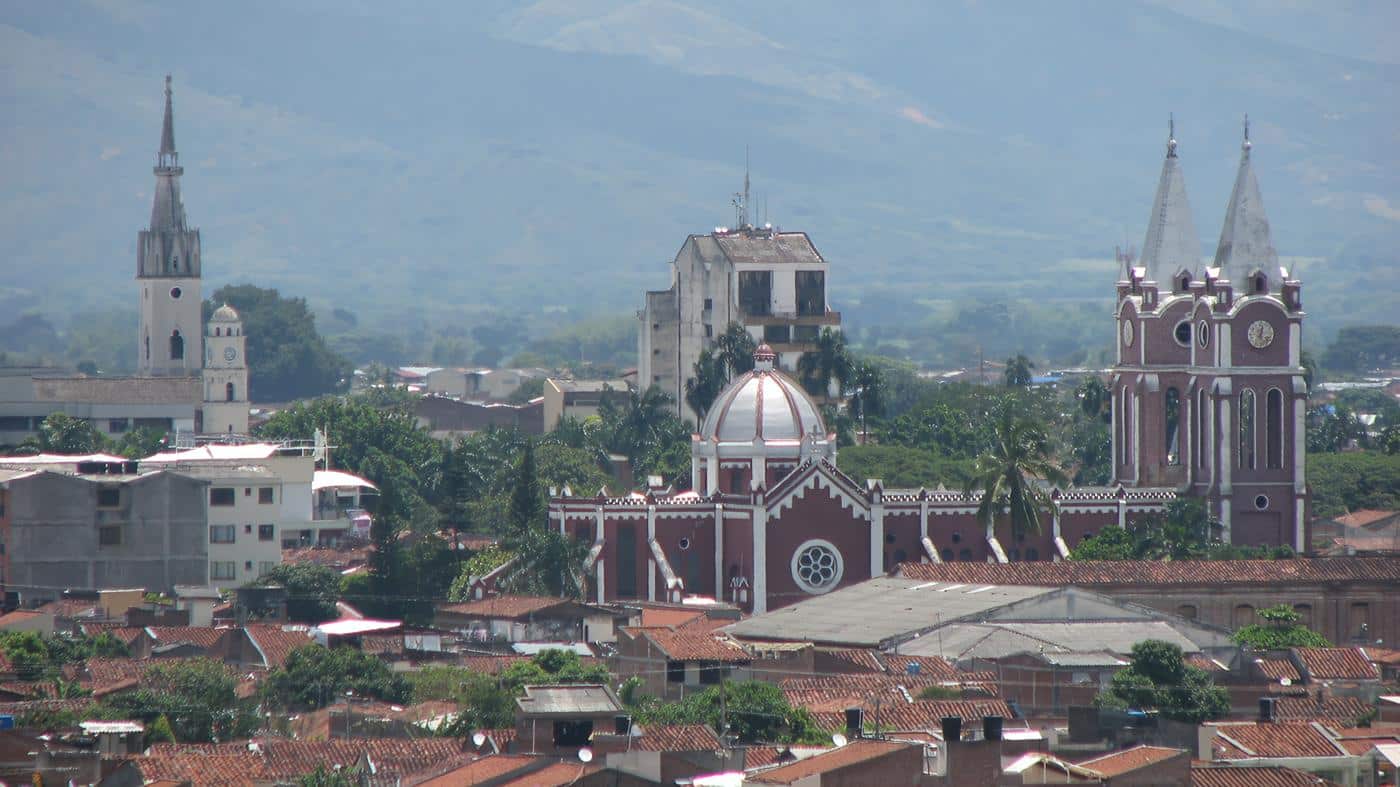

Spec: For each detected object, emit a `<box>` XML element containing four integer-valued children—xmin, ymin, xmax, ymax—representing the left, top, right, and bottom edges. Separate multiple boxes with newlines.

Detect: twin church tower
<box><xmin>135</xmin><ymin>77</ymin><xmax>248</xmax><ymax>434</ymax></box>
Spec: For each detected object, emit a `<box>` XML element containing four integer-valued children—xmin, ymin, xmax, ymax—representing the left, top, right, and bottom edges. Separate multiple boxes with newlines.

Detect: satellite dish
<box><xmin>472</xmin><ymin>732</ymin><xmax>487</xmax><ymax>747</ymax></box>
<box><xmin>831</xmin><ymin>734</ymin><xmax>848</xmax><ymax>748</ymax></box>
<box><xmin>578</xmin><ymin>747</ymin><xmax>594</xmax><ymax>763</ymax></box>
<box><xmin>1280</xmin><ymin>678</ymin><xmax>1292</xmax><ymax>686</ymax></box>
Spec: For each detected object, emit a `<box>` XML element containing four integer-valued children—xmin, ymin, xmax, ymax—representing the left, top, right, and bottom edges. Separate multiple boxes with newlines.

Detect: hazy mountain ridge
<box><xmin>1</xmin><ymin>0</ymin><xmax>1395</xmax><ymax>345</ymax></box>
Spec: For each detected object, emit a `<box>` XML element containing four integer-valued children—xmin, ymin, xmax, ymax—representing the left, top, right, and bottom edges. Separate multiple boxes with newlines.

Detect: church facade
<box><xmin>550</xmin><ymin>122</ymin><xmax>1308</xmax><ymax>614</ymax></box>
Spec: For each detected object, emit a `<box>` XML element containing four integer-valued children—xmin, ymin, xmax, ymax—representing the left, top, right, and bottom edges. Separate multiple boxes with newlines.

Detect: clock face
<box><xmin>1121</xmin><ymin>320</ymin><xmax>1134</xmax><ymax>347</ymax></box>
<box><xmin>1247</xmin><ymin>320</ymin><xmax>1275</xmax><ymax>349</ymax></box>
<box><xmin>223</xmin><ymin>346</ymin><xmax>237</xmax><ymax>362</ymax></box>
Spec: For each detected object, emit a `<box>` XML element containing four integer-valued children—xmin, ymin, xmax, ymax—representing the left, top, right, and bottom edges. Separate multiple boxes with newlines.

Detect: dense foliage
<box><xmin>1095</xmin><ymin>641</ymin><xmax>1229</xmax><ymax>724</ymax></box>
<box><xmin>204</xmin><ymin>285</ymin><xmax>351</xmax><ymax>401</ymax></box>
<box><xmin>1307</xmin><ymin>452</ymin><xmax>1400</xmax><ymax>518</ymax></box>
<box><xmin>416</xmin><ymin>650</ymin><xmax>611</xmax><ymax>734</ymax></box>
<box><xmin>1069</xmin><ymin>500</ymin><xmax>1293</xmax><ymax>561</ymax></box>
<box><xmin>257</xmin><ymin>563</ymin><xmax>343</xmax><ymax>623</ymax></box>
<box><xmin>0</xmin><ymin>630</ymin><xmax>129</xmax><ymax>682</ymax></box>
<box><xmin>626</xmin><ymin>679</ymin><xmax>824</xmax><ymax>745</ymax></box>
<box><xmin>262</xmin><ymin>645</ymin><xmax>412</xmax><ymax>711</ymax></box>
<box><xmin>1232</xmin><ymin>605</ymin><xmax>1331</xmax><ymax>650</ymax></box>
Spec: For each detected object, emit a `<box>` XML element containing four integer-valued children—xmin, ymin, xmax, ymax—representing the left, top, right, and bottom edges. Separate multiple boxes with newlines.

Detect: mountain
<box><xmin>1</xmin><ymin>0</ymin><xmax>1396</xmax><ymax>347</ymax></box>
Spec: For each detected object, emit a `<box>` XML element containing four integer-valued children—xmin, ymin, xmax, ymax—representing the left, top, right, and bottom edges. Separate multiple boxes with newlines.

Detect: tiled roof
<box><xmin>1272</xmin><ymin>695</ymin><xmax>1373</xmax><ymax>723</ymax></box>
<box><xmin>1255</xmin><ymin>658</ymin><xmax>1301</xmax><ymax>682</ymax></box>
<box><xmin>144</xmin><ymin>738</ymin><xmax>468</xmax><ymax>782</ymax></box>
<box><xmin>810</xmin><ymin>699</ymin><xmax>1014</xmax><ymax>734</ymax></box>
<box><xmin>132</xmin><ymin>752</ymin><xmax>269</xmax><ymax>787</ymax></box>
<box><xmin>881</xmin><ymin>654</ymin><xmax>960</xmax><ymax>680</ymax></box>
<box><xmin>146</xmin><ymin>626</ymin><xmax>234</xmax><ymax>651</ymax></box>
<box><xmin>493</xmin><ymin>761</ymin><xmax>602</xmax><ymax>785</ymax></box>
<box><xmin>1336</xmin><ymin>736</ymin><xmax>1400</xmax><ymax>755</ymax></box>
<box><xmin>406</xmin><ymin>754</ymin><xmax>537</xmax><ymax>786</ymax></box>
<box><xmin>0</xmin><ymin>681</ymin><xmax>54</xmax><ymax>699</ymax></box>
<box><xmin>458</xmin><ymin>654</ymin><xmax>533</xmax><ymax>674</ymax></box>
<box><xmin>436</xmin><ymin>595</ymin><xmax>573</xmax><ymax>619</ymax></box>
<box><xmin>897</xmin><ymin>556</ymin><xmax>1400</xmax><ymax>586</ymax></box>
<box><xmin>80</xmin><ymin>624</ymin><xmax>149</xmax><ymax>647</ymax></box>
<box><xmin>638</xmin><ymin>607</ymin><xmax>706</xmax><ymax>628</ymax></box>
<box><xmin>246</xmin><ymin>624</ymin><xmax>314</xmax><ymax>669</ymax></box>
<box><xmin>1078</xmin><ymin>745</ymin><xmax>1184</xmax><ymax>777</ymax></box>
<box><xmin>1191</xmin><ymin>765</ymin><xmax>1342</xmax><ymax>787</ymax></box>
<box><xmin>636</xmin><ymin>626</ymin><xmax>750</xmax><ymax>663</ymax></box>
<box><xmin>1333</xmin><ymin>509</ymin><xmax>1397</xmax><ymax>528</ymax></box>
<box><xmin>748</xmin><ymin>740</ymin><xmax>912</xmax><ymax>784</ymax></box>
<box><xmin>1208</xmin><ymin>722</ymin><xmax>1345</xmax><ymax>759</ymax></box>
<box><xmin>631</xmin><ymin>723</ymin><xmax>722</xmax><ymax>751</ymax></box>
<box><xmin>819</xmin><ymin>648</ymin><xmax>885</xmax><ymax>673</ymax></box>
<box><xmin>1293</xmin><ymin>647</ymin><xmax>1381</xmax><ymax>680</ymax></box>
<box><xmin>741</xmin><ymin>746</ymin><xmax>788</xmax><ymax>769</ymax></box>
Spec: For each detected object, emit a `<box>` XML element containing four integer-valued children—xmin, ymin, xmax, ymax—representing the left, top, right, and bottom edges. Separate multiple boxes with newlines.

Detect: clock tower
<box><xmin>202</xmin><ymin>304</ymin><xmax>249</xmax><ymax>434</ymax></box>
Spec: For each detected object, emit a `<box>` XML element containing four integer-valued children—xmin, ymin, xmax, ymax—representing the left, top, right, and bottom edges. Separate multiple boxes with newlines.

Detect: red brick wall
<box><xmin>767</xmin><ymin>485</ymin><xmax>872</xmax><ymax>610</ymax></box>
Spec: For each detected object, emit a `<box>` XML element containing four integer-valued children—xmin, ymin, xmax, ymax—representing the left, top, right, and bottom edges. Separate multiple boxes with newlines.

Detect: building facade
<box><xmin>1113</xmin><ymin>121</ymin><xmax>1308</xmax><ymax>547</ymax></box>
<box><xmin>202</xmin><ymin>304</ymin><xmax>250</xmax><ymax>434</ymax></box>
<box><xmin>638</xmin><ymin>225</ymin><xmax>841</xmax><ymax>422</ymax></box>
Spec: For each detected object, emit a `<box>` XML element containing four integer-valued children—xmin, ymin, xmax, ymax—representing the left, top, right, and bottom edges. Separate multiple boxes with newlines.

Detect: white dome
<box><xmin>210</xmin><ymin>303</ymin><xmax>241</xmax><ymax>322</ymax></box>
<box><xmin>699</xmin><ymin>345</ymin><xmax>826</xmax><ymax>444</ymax></box>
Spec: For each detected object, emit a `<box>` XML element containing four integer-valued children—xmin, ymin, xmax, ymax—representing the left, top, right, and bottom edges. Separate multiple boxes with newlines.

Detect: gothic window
<box><xmin>1165</xmin><ymin>388</ymin><xmax>1181</xmax><ymax>466</ymax></box>
<box><xmin>1238</xmin><ymin>389</ymin><xmax>1256</xmax><ymax>469</ymax></box>
<box><xmin>1266</xmin><ymin>388</ymin><xmax>1283</xmax><ymax>469</ymax></box>
<box><xmin>791</xmin><ymin>540</ymin><xmax>842</xmax><ymax>594</ymax></box>
<box><xmin>226</xmin><ymin>382</ymin><xmax>235</xmax><ymax>402</ymax></box>
<box><xmin>169</xmin><ymin>330</ymin><xmax>184</xmax><ymax>361</ymax></box>
<box><xmin>1197</xmin><ymin>389</ymin><xmax>1208</xmax><ymax>469</ymax></box>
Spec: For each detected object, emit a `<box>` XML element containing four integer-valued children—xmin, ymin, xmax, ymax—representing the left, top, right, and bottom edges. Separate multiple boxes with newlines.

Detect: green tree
<box><xmin>508</xmin><ymin>442</ymin><xmax>544</xmax><ymax>535</ymax></box>
<box><xmin>298</xmin><ymin>765</ymin><xmax>362</xmax><ymax>787</ymax></box>
<box><xmin>1077</xmin><ymin>377</ymin><xmax>1111</xmax><ymax>422</ymax></box>
<box><xmin>259</xmin><ymin>563</ymin><xmax>342</xmax><ymax>623</ymax></box>
<box><xmin>120</xmin><ymin>658</ymin><xmax>258</xmax><ymax>742</ymax></box>
<box><xmin>1095</xmin><ymin>640</ymin><xmax>1228</xmax><ymax>723</ymax></box>
<box><xmin>628</xmin><ymin>680</ymin><xmax>823</xmax><ymax>745</ymax></box>
<box><xmin>715</xmin><ymin>322</ymin><xmax>757</xmax><ymax>378</ymax></box>
<box><xmin>685</xmin><ymin>348</ymin><xmax>727</xmax><ymax>421</ymax></box>
<box><xmin>20</xmin><ymin>413</ymin><xmax>106</xmax><ymax>455</ymax></box>
<box><xmin>146</xmin><ymin>714</ymin><xmax>176</xmax><ymax>745</ymax></box>
<box><xmin>964</xmin><ymin>405</ymin><xmax>1067</xmax><ymax>538</ymax></box>
<box><xmin>114</xmin><ymin>427</ymin><xmax>168</xmax><ymax>459</ymax></box>
<box><xmin>1003</xmin><ymin>354</ymin><xmax>1035</xmax><ymax>388</ymax></box>
<box><xmin>847</xmin><ymin>359</ymin><xmax>884</xmax><ymax>424</ymax></box>
<box><xmin>797</xmin><ymin>328</ymin><xmax>851</xmax><ymax>398</ymax></box>
<box><xmin>1307</xmin><ymin>452</ymin><xmax>1400</xmax><ymax>518</ymax></box>
<box><xmin>1324</xmin><ymin>325</ymin><xmax>1400</xmax><ymax>375</ymax></box>
<box><xmin>263</xmin><ymin>645</ymin><xmax>411</xmax><ymax>711</ymax></box>
<box><xmin>506</xmin><ymin>377</ymin><xmax>546</xmax><ymax>404</ymax></box>
<box><xmin>1070</xmin><ymin>500</ymin><xmax>1221</xmax><ymax>561</ymax></box>
<box><xmin>204</xmin><ymin>285</ymin><xmax>351</xmax><ymax>401</ymax></box>
<box><xmin>1232</xmin><ymin>605</ymin><xmax>1331</xmax><ymax>650</ymax></box>
<box><xmin>836</xmin><ymin>444</ymin><xmax>975</xmax><ymax>489</ymax></box>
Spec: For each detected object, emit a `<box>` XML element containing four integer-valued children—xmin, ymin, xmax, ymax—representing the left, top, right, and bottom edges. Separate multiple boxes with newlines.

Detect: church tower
<box><xmin>202</xmin><ymin>304</ymin><xmax>249</xmax><ymax>434</ymax></box>
<box><xmin>1114</xmin><ymin>119</ymin><xmax>1308</xmax><ymax>550</ymax></box>
<box><xmin>137</xmin><ymin>75</ymin><xmax>202</xmax><ymax>377</ymax></box>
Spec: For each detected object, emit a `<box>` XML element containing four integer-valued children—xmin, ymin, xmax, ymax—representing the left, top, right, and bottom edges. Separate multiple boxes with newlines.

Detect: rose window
<box><xmin>791</xmin><ymin>539</ymin><xmax>843</xmax><ymax>594</ymax></box>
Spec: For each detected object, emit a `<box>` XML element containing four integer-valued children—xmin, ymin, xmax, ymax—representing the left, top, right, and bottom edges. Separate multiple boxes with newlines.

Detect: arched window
<box><xmin>1238</xmin><ymin>389</ymin><xmax>1256</xmax><ymax>469</ymax></box>
<box><xmin>1197</xmin><ymin>389</ymin><xmax>1209</xmax><ymax>469</ymax></box>
<box><xmin>226</xmin><ymin>382</ymin><xmax>235</xmax><ymax>402</ymax></box>
<box><xmin>1266</xmin><ymin>388</ymin><xmax>1283</xmax><ymax>469</ymax></box>
<box><xmin>215</xmin><ymin>327</ymin><xmax>221</xmax><ymax>337</ymax></box>
<box><xmin>1233</xmin><ymin>604</ymin><xmax>1255</xmax><ymax>628</ymax></box>
<box><xmin>169</xmin><ymin>330</ymin><xmax>184</xmax><ymax>361</ymax></box>
<box><xmin>1120</xmin><ymin>388</ymin><xmax>1132</xmax><ymax>465</ymax></box>
<box><xmin>1165</xmin><ymin>388</ymin><xmax>1181</xmax><ymax>466</ymax></box>
<box><xmin>1253</xmin><ymin>273</ymin><xmax>1267</xmax><ymax>293</ymax></box>
<box><xmin>1179</xmin><ymin>272</ymin><xmax>1192</xmax><ymax>292</ymax></box>
<box><xmin>1177</xmin><ymin>604</ymin><xmax>1197</xmax><ymax>620</ymax></box>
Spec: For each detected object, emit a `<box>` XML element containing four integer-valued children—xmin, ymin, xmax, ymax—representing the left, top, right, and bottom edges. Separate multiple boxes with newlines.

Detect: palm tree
<box><xmin>964</xmin><ymin>405</ymin><xmax>1068</xmax><ymax>540</ymax></box>
<box><xmin>685</xmin><ymin>349</ymin><xmax>727</xmax><ymax>421</ymax></box>
<box><xmin>1003</xmin><ymin>354</ymin><xmax>1035</xmax><ymax>388</ymax></box>
<box><xmin>798</xmin><ymin>328</ymin><xmax>852</xmax><ymax>398</ymax></box>
<box><xmin>715</xmin><ymin>323</ymin><xmax>757</xmax><ymax>378</ymax></box>
<box><xmin>847</xmin><ymin>360</ymin><xmax>883</xmax><ymax>442</ymax></box>
<box><xmin>1077</xmin><ymin>377</ymin><xmax>1111</xmax><ymax>422</ymax></box>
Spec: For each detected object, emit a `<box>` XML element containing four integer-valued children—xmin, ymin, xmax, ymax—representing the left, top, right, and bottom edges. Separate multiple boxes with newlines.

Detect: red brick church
<box><xmin>549</xmin><ymin>122</ymin><xmax>1307</xmax><ymax>613</ymax></box>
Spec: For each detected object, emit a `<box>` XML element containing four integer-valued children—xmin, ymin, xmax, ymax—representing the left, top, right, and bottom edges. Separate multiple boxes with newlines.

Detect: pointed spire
<box><xmin>1213</xmin><ymin>114</ymin><xmax>1277</xmax><ymax>289</ymax></box>
<box><xmin>149</xmin><ymin>74</ymin><xmax>186</xmax><ymax>232</ymax></box>
<box><xmin>158</xmin><ymin>74</ymin><xmax>178</xmax><ymax>166</ymax></box>
<box><xmin>1138</xmin><ymin>116</ymin><xmax>1200</xmax><ymax>284</ymax></box>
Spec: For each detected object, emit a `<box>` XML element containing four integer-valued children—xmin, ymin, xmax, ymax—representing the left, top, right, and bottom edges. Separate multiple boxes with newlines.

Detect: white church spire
<box><xmin>1213</xmin><ymin>115</ymin><xmax>1278</xmax><ymax>291</ymax></box>
<box><xmin>1137</xmin><ymin>116</ymin><xmax>1201</xmax><ymax>285</ymax></box>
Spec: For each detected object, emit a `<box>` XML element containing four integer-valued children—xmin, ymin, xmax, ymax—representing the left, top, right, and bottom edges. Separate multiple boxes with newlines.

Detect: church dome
<box><xmin>210</xmin><ymin>303</ymin><xmax>241</xmax><ymax>322</ymax></box>
<box><xmin>700</xmin><ymin>345</ymin><xmax>826</xmax><ymax>444</ymax></box>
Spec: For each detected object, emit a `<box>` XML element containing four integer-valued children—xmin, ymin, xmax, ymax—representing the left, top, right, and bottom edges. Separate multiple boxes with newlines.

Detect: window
<box><xmin>1266</xmin><ymin>388</ymin><xmax>1283</xmax><ymax>469</ymax></box>
<box><xmin>244</xmin><ymin>561</ymin><xmax>253</xmax><ymax>571</ymax></box>
<box><xmin>210</xmin><ymin>525</ymin><xmax>236</xmax><ymax>544</ymax></box>
<box><xmin>793</xmin><ymin>325</ymin><xmax>819</xmax><ymax>342</ymax></box>
<box><xmin>1239</xmin><ymin>389</ymin><xmax>1256</xmax><ymax>469</ymax></box>
<box><xmin>940</xmin><ymin>548</ymin><xmax>954</xmax><ymax>562</ymax></box>
<box><xmin>169</xmin><ymin>330</ymin><xmax>184</xmax><ymax>360</ymax></box>
<box><xmin>704</xmin><ymin>324</ymin><xmax>713</xmax><ymax>338</ymax></box>
<box><xmin>259</xmin><ymin>561</ymin><xmax>278</xmax><ymax>576</ymax></box>
<box><xmin>1177</xmin><ymin>604</ymin><xmax>1198</xmax><ymax>620</ymax></box>
<box><xmin>96</xmin><ymin>487</ymin><xmax>121</xmax><ymax>508</ymax></box>
<box><xmin>210</xmin><ymin>562</ymin><xmax>236</xmax><ymax>581</ymax></box>
<box><xmin>763</xmin><ymin>324</ymin><xmax>790</xmax><ymax>344</ymax></box>
<box><xmin>1197</xmin><ymin>389</ymin><xmax>1209</xmax><ymax>469</ymax></box>
<box><xmin>258</xmin><ymin>487</ymin><xmax>275</xmax><ymax>504</ymax></box>
<box><xmin>1179</xmin><ymin>273</ymin><xmax>1192</xmax><ymax>291</ymax></box>
<box><xmin>210</xmin><ymin>488</ymin><xmax>235</xmax><ymax>506</ymax></box>
<box><xmin>258</xmin><ymin>524</ymin><xmax>275</xmax><ymax>542</ymax></box>
<box><xmin>1349</xmin><ymin>603</ymin><xmax>1370</xmax><ymax>639</ymax></box>
<box><xmin>958</xmin><ymin>548</ymin><xmax>972</xmax><ymax>561</ymax></box>
<box><xmin>699</xmin><ymin>663</ymin><xmax>723</xmax><ymax>685</ymax></box>
<box><xmin>1253</xmin><ymin>273</ymin><xmax>1267</xmax><ymax>293</ymax></box>
<box><xmin>0</xmin><ymin>416</ymin><xmax>30</xmax><ymax>431</ymax></box>
<box><xmin>170</xmin><ymin>286</ymin><xmax>182</xmax><ymax>299</ymax></box>
<box><xmin>795</xmin><ymin>270</ymin><xmax>825</xmax><ymax>316</ymax></box>
<box><xmin>1025</xmin><ymin>548</ymin><xmax>1039</xmax><ymax>561</ymax></box>
<box><xmin>792</xmin><ymin>540</ymin><xmax>843</xmax><ymax>594</ymax></box>
<box><xmin>226</xmin><ymin>382</ymin><xmax>235</xmax><ymax>402</ymax></box>
<box><xmin>99</xmin><ymin>526</ymin><xmax>122</xmax><ymax>546</ymax></box>
<box><xmin>1233</xmin><ymin>604</ymin><xmax>1255</xmax><ymax>628</ymax></box>
<box><xmin>1173</xmin><ymin>321</ymin><xmax>1191</xmax><ymax>346</ymax></box>
<box><xmin>666</xmin><ymin>661</ymin><xmax>685</xmax><ymax>683</ymax></box>
<box><xmin>615</xmin><ymin>525</ymin><xmax>637</xmax><ymax>598</ymax></box>
<box><xmin>1165</xmin><ymin>388</ymin><xmax>1181</xmax><ymax>466</ymax></box>
<box><xmin>108</xmin><ymin>418</ymin><xmax>130</xmax><ymax>434</ymax></box>
<box><xmin>703</xmin><ymin>298</ymin><xmax>713</xmax><ymax>311</ymax></box>
<box><xmin>738</xmin><ymin>271</ymin><xmax>772</xmax><ymax>316</ymax></box>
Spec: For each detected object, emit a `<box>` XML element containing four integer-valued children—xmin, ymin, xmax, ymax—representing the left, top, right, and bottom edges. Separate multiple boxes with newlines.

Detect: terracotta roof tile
<box><xmin>897</xmin><ymin>556</ymin><xmax>1400</xmax><ymax>586</ymax></box>
<box><xmin>406</xmin><ymin>754</ymin><xmax>537</xmax><ymax>786</ymax></box>
<box><xmin>144</xmin><ymin>738</ymin><xmax>469</xmax><ymax>782</ymax></box>
<box><xmin>1333</xmin><ymin>509</ymin><xmax>1397</xmax><ymax>528</ymax></box>
<box><xmin>741</xmin><ymin>746</ymin><xmax>787</xmax><ymax>769</ymax></box>
<box><xmin>245</xmin><ymin>624</ymin><xmax>314</xmax><ymax>669</ymax></box>
<box><xmin>631</xmin><ymin>723</ymin><xmax>722</xmax><ymax>752</ymax></box>
<box><xmin>1078</xmin><ymin>745</ymin><xmax>1185</xmax><ymax>776</ymax></box>
<box><xmin>131</xmin><ymin>752</ymin><xmax>270</xmax><ymax>787</ymax></box>
<box><xmin>437</xmin><ymin>595</ymin><xmax>573</xmax><ymax>619</ymax></box>
<box><xmin>881</xmin><ymin>654</ymin><xmax>960</xmax><ymax>680</ymax></box>
<box><xmin>818</xmin><ymin>648</ymin><xmax>885</xmax><ymax>673</ymax></box>
<box><xmin>492</xmin><ymin>761</ymin><xmax>602</xmax><ymax>786</ymax></box>
<box><xmin>458</xmin><ymin>654</ymin><xmax>533</xmax><ymax>674</ymax></box>
<box><xmin>1271</xmin><ymin>695</ymin><xmax>1373</xmax><ymax>723</ymax></box>
<box><xmin>1191</xmin><ymin>765</ymin><xmax>1342</xmax><ymax>786</ymax></box>
<box><xmin>80</xmin><ymin>625</ymin><xmax>149</xmax><ymax>647</ymax></box>
<box><xmin>1336</xmin><ymin>735</ymin><xmax>1400</xmax><ymax>755</ymax></box>
<box><xmin>638</xmin><ymin>607</ymin><xmax>707</xmax><ymax>628</ymax></box>
<box><xmin>1255</xmin><ymin>658</ymin><xmax>1302</xmax><ymax>682</ymax></box>
<box><xmin>1186</xmin><ymin>654</ymin><xmax>1229</xmax><ymax>673</ymax></box>
<box><xmin>1208</xmin><ymin>722</ymin><xmax>1345</xmax><ymax>759</ymax></box>
<box><xmin>1293</xmin><ymin>647</ymin><xmax>1380</xmax><ymax>680</ymax></box>
<box><xmin>145</xmin><ymin>626</ymin><xmax>234</xmax><ymax>651</ymax></box>
<box><xmin>642</xmin><ymin>626</ymin><xmax>750</xmax><ymax>663</ymax></box>
<box><xmin>748</xmin><ymin>740</ymin><xmax>914</xmax><ymax>784</ymax></box>
<box><xmin>810</xmin><ymin>699</ymin><xmax>1014</xmax><ymax>734</ymax></box>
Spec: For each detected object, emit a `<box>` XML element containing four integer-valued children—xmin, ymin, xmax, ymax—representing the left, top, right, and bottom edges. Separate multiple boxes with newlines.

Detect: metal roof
<box><xmin>723</xmin><ymin>578</ymin><xmax>1056</xmax><ymax>648</ymax></box>
<box><xmin>1212</xmin><ymin>136</ymin><xmax>1278</xmax><ymax>289</ymax></box>
<box><xmin>515</xmin><ymin>684</ymin><xmax>622</xmax><ymax>716</ymax></box>
<box><xmin>1138</xmin><ymin>129</ymin><xmax>1200</xmax><ymax>284</ymax></box>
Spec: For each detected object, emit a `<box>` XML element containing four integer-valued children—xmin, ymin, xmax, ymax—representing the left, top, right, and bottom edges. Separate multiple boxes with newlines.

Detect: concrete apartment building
<box><xmin>171</xmin><ymin>464</ymin><xmax>284</xmax><ymax>588</ymax></box>
<box><xmin>638</xmin><ymin>223</ymin><xmax>841</xmax><ymax>422</ymax></box>
<box><xmin>0</xmin><ymin>467</ymin><xmax>209</xmax><ymax>603</ymax></box>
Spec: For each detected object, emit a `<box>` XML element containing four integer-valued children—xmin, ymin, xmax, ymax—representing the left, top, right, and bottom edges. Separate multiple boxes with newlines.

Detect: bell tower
<box><xmin>137</xmin><ymin>75</ymin><xmax>203</xmax><ymax>376</ymax></box>
<box><xmin>202</xmin><ymin>304</ymin><xmax>249</xmax><ymax>434</ymax></box>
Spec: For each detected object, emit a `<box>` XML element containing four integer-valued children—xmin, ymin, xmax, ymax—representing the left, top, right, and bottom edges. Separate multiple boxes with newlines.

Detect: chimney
<box><xmin>982</xmin><ymin>716</ymin><xmax>1003</xmax><ymax>742</ymax></box>
<box><xmin>941</xmin><ymin>716</ymin><xmax>962</xmax><ymax>744</ymax></box>
<box><xmin>1258</xmin><ymin>697</ymin><xmax>1275</xmax><ymax>723</ymax></box>
<box><xmin>844</xmin><ymin>708</ymin><xmax>864</xmax><ymax>738</ymax></box>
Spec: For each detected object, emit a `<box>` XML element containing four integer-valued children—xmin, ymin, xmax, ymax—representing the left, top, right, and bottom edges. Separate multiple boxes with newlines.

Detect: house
<box><xmin>513</xmin><ymin>684</ymin><xmax>626</xmax><ymax>756</ymax></box>
<box><xmin>432</xmin><ymin>595</ymin><xmax>624</xmax><ymax>644</ymax></box>
<box><xmin>1198</xmin><ymin>721</ymin><xmax>1362</xmax><ymax>786</ymax></box>
<box><xmin>746</xmin><ymin>739</ymin><xmax>923</xmax><ymax>786</ymax></box>
<box><xmin>615</xmin><ymin>622</ymin><xmax>752</xmax><ymax>699</ymax></box>
<box><xmin>542</xmin><ymin>378</ymin><xmax>631</xmax><ymax>432</ymax></box>
<box><xmin>590</xmin><ymin>722</ymin><xmax>727</xmax><ymax>784</ymax></box>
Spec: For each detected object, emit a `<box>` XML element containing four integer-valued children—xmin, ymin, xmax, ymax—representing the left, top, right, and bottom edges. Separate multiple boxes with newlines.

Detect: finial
<box><xmin>1166</xmin><ymin>113</ymin><xmax>1177</xmax><ymax>158</ymax></box>
<box><xmin>165</xmin><ymin>73</ymin><xmax>172</xmax><ymax>97</ymax></box>
<box><xmin>1242</xmin><ymin>113</ymin><xmax>1251</xmax><ymax>153</ymax></box>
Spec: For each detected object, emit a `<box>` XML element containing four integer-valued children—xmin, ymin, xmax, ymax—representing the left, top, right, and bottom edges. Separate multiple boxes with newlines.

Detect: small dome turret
<box><xmin>210</xmin><ymin>303</ymin><xmax>240</xmax><ymax>322</ymax></box>
<box><xmin>700</xmin><ymin>345</ymin><xmax>826</xmax><ymax>444</ymax></box>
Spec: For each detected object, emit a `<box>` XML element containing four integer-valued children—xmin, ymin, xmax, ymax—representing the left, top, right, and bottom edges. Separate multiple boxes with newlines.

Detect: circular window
<box><xmin>170</xmin><ymin>286</ymin><xmax>182</xmax><ymax>299</ymax></box>
<box><xmin>791</xmin><ymin>539</ymin><xmax>843</xmax><ymax>594</ymax></box>
<box><xmin>1174</xmin><ymin>320</ymin><xmax>1192</xmax><ymax>347</ymax></box>
<box><xmin>1197</xmin><ymin>320</ymin><xmax>1210</xmax><ymax>348</ymax></box>
<box><xmin>678</xmin><ymin>537</ymin><xmax>691</xmax><ymax>551</ymax></box>
<box><xmin>1254</xmin><ymin>495</ymin><xmax>1269</xmax><ymax>511</ymax></box>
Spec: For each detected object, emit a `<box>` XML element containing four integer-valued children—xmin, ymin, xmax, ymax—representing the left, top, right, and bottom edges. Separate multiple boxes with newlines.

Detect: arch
<box><xmin>1178</xmin><ymin>272</ymin><xmax>1192</xmax><ymax>292</ymax></box>
<box><xmin>169</xmin><ymin>330</ymin><xmax>184</xmax><ymax>361</ymax></box>
<box><xmin>1266</xmin><ymin>388</ymin><xmax>1284</xmax><ymax>469</ymax></box>
<box><xmin>1252</xmin><ymin>271</ymin><xmax>1267</xmax><ymax>294</ymax></box>
<box><xmin>214</xmin><ymin>327</ymin><xmax>222</xmax><ymax>337</ymax></box>
<box><xmin>226</xmin><ymin>382</ymin><xmax>236</xmax><ymax>402</ymax></box>
<box><xmin>1165</xmin><ymin>388</ymin><xmax>1181</xmax><ymax>466</ymax></box>
<box><xmin>1239</xmin><ymin>389</ymin><xmax>1256</xmax><ymax>469</ymax></box>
